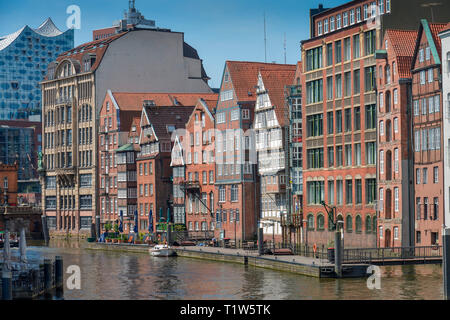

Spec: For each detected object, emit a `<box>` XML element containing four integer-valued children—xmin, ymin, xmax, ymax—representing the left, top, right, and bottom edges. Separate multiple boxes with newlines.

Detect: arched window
<box><xmin>365</xmin><ymin>215</ymin><xmax>372</xmax><ymax>233</ymax></box>
<box><xmin>372</xmin><ymin>216</ymin><xmax>377</xmax><ymax>233</ymax></box>
<box><xmin>307</xmin><ymin>214</ymin><xmax>315</xmax><ymax>230</ymax></box>
<box><xmin>317</xmin><ymin>214</ymin><xmax>325</xmax><ymax>230</ymax></box>
<box><xmin>355</xmin><ymin>215</ymin><xmax>362</xmax><ymax>233</ymax></box>
<box><xmin>385</xmin><ymin>91</ymin><xmax>391</xmax><ymax>112</ymax></box>
<box><xmin>3</xmin><ymin>177</ymin><xmax>8</xmax><ymax>189</ymax></box>
<box><xmin>346</xmin><ymin>215</ymin><xmax>353</xmax><ymax>232</ymax></box>
<box><xmin>385</xmin><ymin>189</ymin><xmax>392</xmax><ymax>219</ymax></box>
<box><xmin>386</xmin><ymin>150</ymin><xmax>392</xmax><ymax>181</ymax></box>
<box><xmin>386</xmin><ymin>119</ymin><xmax>391</xmax><ymax>142</ymax></box>
<box><xmin>385</xmin><ymin>65</ymin><xmax>391</xmax><ymax>84</ymax></box>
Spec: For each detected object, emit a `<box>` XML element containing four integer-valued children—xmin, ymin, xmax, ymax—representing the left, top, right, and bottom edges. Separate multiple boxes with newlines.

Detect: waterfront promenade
<box><xmin>86</xmin><ymin>243</ymin><xmax>369</xmax><ymax>278</ymax></box>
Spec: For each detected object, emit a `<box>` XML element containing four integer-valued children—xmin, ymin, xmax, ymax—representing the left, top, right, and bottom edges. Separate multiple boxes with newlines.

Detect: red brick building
<box><xmin>375</xmin><ymin>29</ymin><xmax>417</xmax><ymax>247</ymax></box>
<box><xmin>215</xmin><ymin>61</ymin><xmax>294</xmax><ymax>242</ymax></box>
<box><xmin>411</xmin><ymin>21</ymin><xmax>447</xmax><ymax>246</ymax></box>
<box><xmin>0</xmin><ymin>162</ymin><xmax>18</xmax><ymax>206</ymax></box>
<box><xmin>183</xmin><ymin>98</ymin><xmax>218</xmax><ymax>238</ymax></box>
<box><xmin>135</xmin><ymin>93</ymin><xmax>217</xmax><ymax>236</ymax></box>
<box><xmin>98</xmin><ymin>91</ymin><xmax>142</xmax><ymax>232</ymax></box>
<box><xmin>301</xmin><ymin>1</ymin><xmax>382</xmax><ymax>248</ymax></box>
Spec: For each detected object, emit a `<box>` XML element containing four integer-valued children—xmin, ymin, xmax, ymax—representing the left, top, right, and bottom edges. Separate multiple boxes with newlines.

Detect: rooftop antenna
<box><xmin>264</xmin><ymin>12</ymin><xmax>267</xmax><ymax>63</ymax></box>
<box><xmin>284</xmin><ymin>32</ymin><xmax>287</xmax><ymax>64</ymax></box>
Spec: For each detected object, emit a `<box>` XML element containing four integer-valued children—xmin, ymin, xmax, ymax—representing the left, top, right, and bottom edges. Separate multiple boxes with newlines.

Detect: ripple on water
<box><xmin>16</xmin><ymin>241</ymin><xmax>445</xmax><ymax>300</ymax></box>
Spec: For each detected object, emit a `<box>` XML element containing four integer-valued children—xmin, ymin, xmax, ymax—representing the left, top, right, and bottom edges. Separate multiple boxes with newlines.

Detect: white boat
<box><xmin>149</xmin><ymin>244</ymin><xmax>177</xmax><ymax>257</ymax></box>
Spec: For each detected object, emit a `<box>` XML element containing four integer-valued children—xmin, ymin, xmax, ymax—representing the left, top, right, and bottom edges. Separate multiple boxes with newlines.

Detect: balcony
<box><xmin>288</xmin><ymin>85</ymin><xmax>302</xmax><ymax>97</ymax></box>
<box><xmin>182</xmin><ymin>181</ymin><xmax>201</xmax><ymax>193</ymax></box>
<box><xmin>56</xmin><ymin>96</ymin><xmax>73</xmax><ymax>105</ymax></box>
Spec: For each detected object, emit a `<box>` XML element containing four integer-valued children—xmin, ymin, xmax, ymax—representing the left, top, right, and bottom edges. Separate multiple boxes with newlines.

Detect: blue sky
<box><xmin>0</xmin><ymin>0</ymin><xmax>345</xmax><ymax>88</ymax></box>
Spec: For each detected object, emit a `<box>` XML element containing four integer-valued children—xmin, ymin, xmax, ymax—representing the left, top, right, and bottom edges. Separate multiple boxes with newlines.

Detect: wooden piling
<box><xmin>1</xmin><ymin>270</ymin><xmax>12</xmax><ymax>300</ymax></box>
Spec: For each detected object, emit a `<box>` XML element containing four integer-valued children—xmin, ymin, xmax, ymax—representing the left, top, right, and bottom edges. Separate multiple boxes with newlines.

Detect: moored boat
<box><xmin>149</xmin><ymin>244</ymin><xmax>177</xmax><ymax>257</ymax></box>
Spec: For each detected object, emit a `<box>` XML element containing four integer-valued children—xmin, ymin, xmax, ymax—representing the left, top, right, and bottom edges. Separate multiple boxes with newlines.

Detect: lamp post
<box><xmin>234</xmin><ymin>210</ymin><xmax>237</xmax><ymax>249</ymax></box>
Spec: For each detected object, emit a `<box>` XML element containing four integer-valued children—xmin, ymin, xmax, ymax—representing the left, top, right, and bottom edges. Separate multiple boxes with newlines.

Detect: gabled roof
<box><xmin>412</xmin><ymin>20</ymin><xmax>447</xmax><ymax>67</ymax></box>
<box><xmin>384</xmin><ymin>29</ymin><xmax>417</xmax><ymax>78</ymax></box>
<box><xmin>111</xmin><ymin>92</ymin><xmax>218</xmax><ymax>109</ymax></box>
<box><xmin>225</xmin><ymin>61</ymin><xmax>297</xmax><ymax>102</ymax></box>
<box><xmin>186</xmin><ymin>98</ymin><xmax>217</xmax><ymax>126</ymax></box>
<box><xmin>386</xmin><ymin>29</ymin><xmax>418</xmax><ymax>58</ymax></box>
<box><xmin>170</xmin><ymin>136</ymin><xmax>185</xmax><ymax>167</ymax></box>
<box><xmin>259</xmin><ymin>67</ymin><xmax>296</xmax><ymax>127</ymax></box>
<box><xmin>142</xmin><ymin>106</ymin><xmax>194</xmax><ymax>143</ymax></box>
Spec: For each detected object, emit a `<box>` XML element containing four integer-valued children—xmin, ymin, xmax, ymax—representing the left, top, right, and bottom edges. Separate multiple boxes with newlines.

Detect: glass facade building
<box><xmin>0</xmin><ymin>18</ymin><xmax>73</xmax><ymax>121</ymax></box>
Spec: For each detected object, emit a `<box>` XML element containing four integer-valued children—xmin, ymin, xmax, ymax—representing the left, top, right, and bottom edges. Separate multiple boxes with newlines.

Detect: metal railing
<box><xmin>343</xmin><ymin>246</ymin><xmax>442</xmax><ymax>264</ymax></box>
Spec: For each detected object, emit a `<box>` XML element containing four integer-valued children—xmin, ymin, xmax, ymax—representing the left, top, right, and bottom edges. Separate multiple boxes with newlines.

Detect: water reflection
<box><xmin>13</xmin><ymin>240</ymin><xmax>445</xmax><ymax>300</ymax></box>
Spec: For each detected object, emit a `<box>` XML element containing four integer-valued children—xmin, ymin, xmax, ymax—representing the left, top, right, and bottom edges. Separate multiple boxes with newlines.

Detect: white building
<box><xmin>254</xmin><ymin>67</ymin><xmax>296</xmax><ymax>240</ymax></box>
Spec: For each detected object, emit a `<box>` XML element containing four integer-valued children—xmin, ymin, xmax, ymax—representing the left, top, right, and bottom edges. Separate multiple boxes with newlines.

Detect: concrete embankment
<box><xmin>85</xmin><ymin>243</ymin><xmax>369</xmax><ymax>278</ymax></box>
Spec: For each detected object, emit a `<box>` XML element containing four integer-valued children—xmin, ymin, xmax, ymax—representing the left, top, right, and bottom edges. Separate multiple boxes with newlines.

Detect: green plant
<box><xmin>105</xmin><ymin>222</ymin><xmax>112</xmax><ymax>232</ymax></box>
<box><xmin>113</xmin><ymin>224</ymin><xmax>119</xmax><ymax>233</ymax></box>
<box><xmin>174</xmin><ymin>224</ymin><xmax>186</xmax><ymax>232</ymax></box>
<box><xmin>327</xmin><ymin>239</ymin><xmax>335</xmax><ymax>248</ymax></box>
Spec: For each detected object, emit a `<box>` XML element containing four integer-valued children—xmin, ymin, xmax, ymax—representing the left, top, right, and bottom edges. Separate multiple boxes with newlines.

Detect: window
<box><xmin>336</xmin><ymin>14</ymin><xmax>341</xmax><ymax>29</ymax></box>
<box><xmin>394</xmin><ymin>148</ymin><xmax>399</xmax><ymax>174</ymax></box>
<box><xmin>307</xmin><ymin>181</ymin><xmax>324</xmax><ymax>204</ymax></box>
<box><xmin>345</xmin><ymin>108</ymin><xmax>352</xmax><ymax>132</ymax></box>
<box><xmin>393</xmin><ymin>89</ymin><xmax>398</xmax><ymax>105</ymax></box>
<box><xmin>336</xmin><ymin>180</ymin><xmax>343</xmax><ymax>205</ymax></box>
<box><xmin>328</xmin><ymin>147</ymin><xmax>334</xmax><ymax>167</ymax></box>
<box><xmin>416</xmin><ymin>168</ymin><xmax>421</xmax><ymax>184</ymax></box>
<box><xmin>335</xmin><ymin>74</ymin><xmax>342</xmax><ymax>98</ymax></box>
<box><xmin>307</xmin><ymin>114</ymin><xmax>323</xmax><ymax>137</ymax></box>
<box><xmin>366</xmin><ymin>142</ymin><xmax>376</xmax><ymax>165</ymax></box>
<box><xmin>219</xmin><ymin>186</ymin><xmax>226</xmax><ymax>202</ymax></box>
<box><xmin>434</xmin><ymin>167</ymin><xmax>439</xmax><ymax>183</ymax></box>
<box><xmin>346</xmin><ymin>179</ymin><xmax>353</xmax><ymax>204</ymax></box>
<box><xmin>394</xmin><ymin>187</ymin><xmax>399</xmax><ymax>212</ymax></box>
<box><xmin>364</xmin><ymin>30</ymin><xmax>376</xmax><ymax>56</ymax></box>
<box><xmin>327</xmin><ymin>76</ymin><xmax>333</xmax><ymax>100</ymax></box>
<box><xmin>386</xmin><ymin>0</ymin><xmax>391</xmax><ymax>12</ymax></box>
<box><xmin>307</xmin><ymin>214</ymin><xmax>315</xmax><ymax>230</ymax></box>
<box><xmin>366</xmin><ymin>179</ymin><xmax>376</xmax><ymax>204</ymax></box>
<box><xmin>365</xmin><ymin>104</ymin><xmax>376</xmax><ymax>129</ymax></box>
<box><xmin>354</xmin><ymin>69</ymin><xmax>360</xmax><ymax>94</ymax></box>
<box><xmin>231</xmin><ymin>185</ymin><xmax>239</xmax><ymax>202</ymax></box>
<box><xmin>420</xmin><ymin>71</ymin><xmax>425</xmax><ymax>85</ymax></box>
<box><xmin>346</xmin><ymin>215</ymin><xmax>353</xmax><ymax>232</ymax></box>
<box><xmin>220</xmin><ymin>90</ymin><xmax>233</xmax><ymax>101</ymax></box>
<box><xmin>354</xmin><ymin>143</ymin><xmax>361</xmax><ymax>166</ymax></box>
<box><xmin>306</xmin><ymin>79</ymin><xmax>323</xmax><ymax>104</ymax></box>
<box><xmin>327</xmin><ymin>111</ymin><xmax>334</xmax><ymax>134</ymax></box>
<box><xmin>327</xmin><ymin>43</ymin><xmax>333</xmax><ymax>66</ymax></box>
<box><xmin>344</xmin><ymin>72</ymin><xmax>351</xmax><ymax>97</ymax></box>
<box><xmin>343</xmin><ymin>12</ymin><xmax>349</xmax><ymax>27</ymax></box>
<box><xmin>350</xmin><ymin>9</ymin><xmax>355</xmax><ymax>25</ymax></box>
<box><xmin>428</xmin><ymin>68</ymin><xmax>433</xmax><ymax>83</ymax></box>
<box><xmin>356</xmin><ymin>7</ymin><xmax>361</xmax><ymax>22</ymax></box>
<box><xmin>344</xmin><ymin>38</ymin><xmax>351</xmax><ymax>62</ymax></box>
<box><xmin>335</xmin><ymin>40</ymin><xmax>342</xmax><ymax>64</ymax></box>
<box><xmin>394</xmin><ymin>118</ymin><xmax>398</xmax><ymax>133</ymax></box>
<box><xmin>336</xmin><ymin>110</ymin><xmax>342</xmax><ymax>133</ymax></box>
<box><xmin>345</xmin><ymin>144</ymin><xmax>352</xmax><ymax>166</ymax></box>
<box><xmin>324</xmin><ymin>19</ymin><xmax>329</xmax><ymax>33</ymax></box>
<box><xmin>379</xmin><ymin>120</ymin><xmax>384</xmax><ymax>136</ymax></box>
<box><xmin>423</xmin><ymin>168</ymin><xmax>428</xmax><ymax>184</ymax></box>
<box><xmin>365</xmin><ymin>66</ymin><xmax>376</xmax><ymax>92</ymax></box>
<box><xmin>380</xmin><ymin>150</ymin><xmax>384</xmax><ymax>174</ymax></box>
<box><xmin>355</xmin><ymin>179</ymin><xmax>362</xmax><ymax>204</ymax></box>
<box><xmin>306</xmin><ymin>46</ymin><xmax>323</xmax><ymax>71</ymax></box>
<box><xmin>317</xmin><ymin>21</ymin><xmax>323</xmax><ymax>36</ymax></box>
<box><xmin>330</xmin><ymin>16</ymin><xmax>335</xmax><ymax>32</ymax></box>
<box><xmin>328</xmin><ymin>180</ymin><xmax>335</xmax><ymax>204</ymax></box>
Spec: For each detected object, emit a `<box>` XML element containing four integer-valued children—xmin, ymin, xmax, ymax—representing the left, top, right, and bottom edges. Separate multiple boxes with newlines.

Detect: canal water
<box><xmin>12</xmin><ymin>240</ymin><xmax>444</xmax><ymax>300</ymax></box>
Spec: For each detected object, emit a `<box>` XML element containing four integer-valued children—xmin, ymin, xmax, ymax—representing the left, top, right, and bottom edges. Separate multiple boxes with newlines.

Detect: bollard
<box><xmin>334</xmin><ymin>231</ymin><xmax>342</xmax><ymax>278</ymax></box>
<box><xmin>54</xmin><ymin>256</ymin><xmax>63</xmax><ymax>289</ymax></box>
<box><xmin>43</xmin><ymin>259</ymin><xmax>53</xmax><ymax>292</ymax></box>
<box><xmin>443</xmin><ymin>228</ymin><xmax>450</xmax><ymax>300</ymax></box>
<box><xmin>244</xmin><ymin>256</ymin><xmax>248</xmax><ymax>266</ymax></box>
<box><xmin>257</xmin><ymin>228</ymin><xmax>264</xmax><ymax>256</ymax></box>
<box><xmin>1</xmin><ymin>270</ymin><xmax>12</xmax><ymax>300</ymax></box>
<box><xmin>41</xmin><ymin>215</ymin><xmax>49</xmax><ymax>244</ymax></box>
